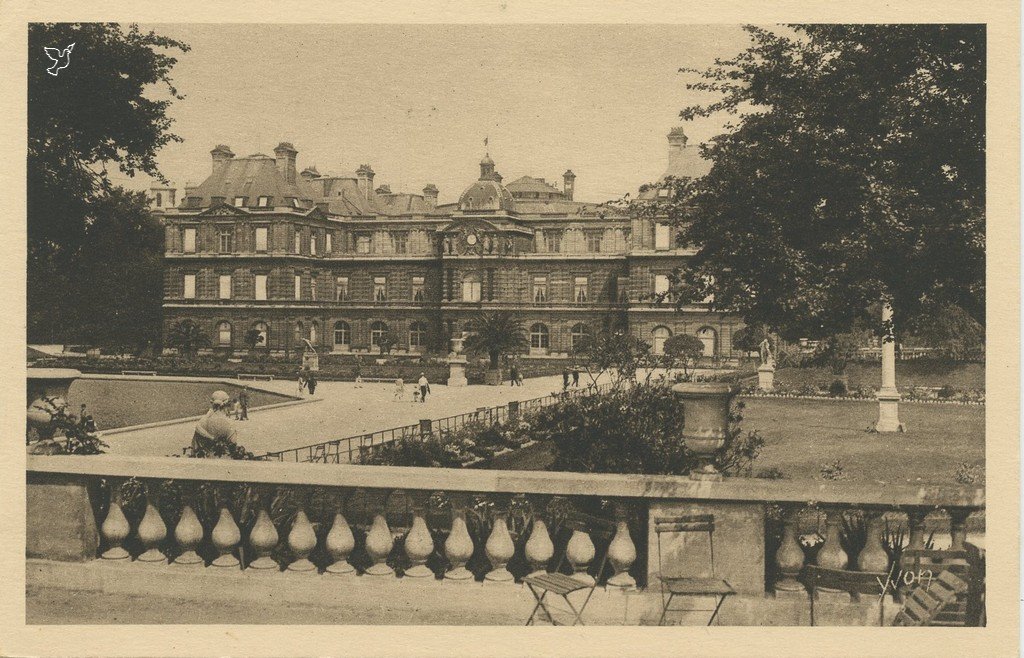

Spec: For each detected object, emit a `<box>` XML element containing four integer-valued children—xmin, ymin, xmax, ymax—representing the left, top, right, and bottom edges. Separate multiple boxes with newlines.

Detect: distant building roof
<box><xmin>187</xmin><ymin>156</ymin><xmax>310</xmax><ymax>206</ymax></box>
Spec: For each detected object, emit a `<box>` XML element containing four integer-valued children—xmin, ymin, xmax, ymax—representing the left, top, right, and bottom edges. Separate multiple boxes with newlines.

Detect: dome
<box><xmin>458</xmin><ymin>179</ymin><xmax>516</xmax><ymax>212</ymax></box>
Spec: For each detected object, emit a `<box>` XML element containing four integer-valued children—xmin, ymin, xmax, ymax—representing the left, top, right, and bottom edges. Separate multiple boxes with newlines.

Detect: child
<box><xmin>412</xmin><ymin>388</ymin><xmax>421</xmax><ymax>403</ymax></box>
<box><xmin>393</xmin><ymin>377</ymin><xmax>405</xmax><ymax>401</ymax></box>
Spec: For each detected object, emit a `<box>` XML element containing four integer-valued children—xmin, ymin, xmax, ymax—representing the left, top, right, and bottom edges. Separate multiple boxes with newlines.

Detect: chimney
<box><xmin>356</xmin><ymin>164</ymin><xmax>375</xmax><ymax>201</ymax></box>
<box><xmin>563</xmin><ymin>169</ymin><xmax>576</xmax><ymax>201</ymax></box>
<box><xmin>274</xmin><ymin>142</ymin><xmax>298</xmax><ymax>184</ymax></box>
<box><xmin>667</xmin><ymin>126</ymin><xmax>689</xmax><ymax>176</ymax></box>
<box><xmin>375</xmin><ymin>184</ymin><xmax>392</xmax><ymax>195</ymax></box>
<box><xmin>210</xmin><ymin>145</ymin><xmax>234</xmax><ymax>174</ymax></box>
<box><xmin>300</xmin><ymin>165</ymin><xmax>320</xmax><ymax>181</ymax></box>
<box><xmin>423</xmin><ymin>184</ymin><xmax>439</xmax><ymax>209</ymax></box>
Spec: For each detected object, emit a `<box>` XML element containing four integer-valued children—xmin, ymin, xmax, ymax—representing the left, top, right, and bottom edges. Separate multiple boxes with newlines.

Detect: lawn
<box><xmin>495</xmin><ymin>397</ymin><xmax>985</xmax><ymax>486</ymax></box>
<box><xmin>775</xmin><ymin>361</ymin><xmax>985</xmax><ymax>391</ymax></box>
<box><xmin>67</xmin><ymin>378</ymin><xmax>296</xmax><ymax>430</ymax></box>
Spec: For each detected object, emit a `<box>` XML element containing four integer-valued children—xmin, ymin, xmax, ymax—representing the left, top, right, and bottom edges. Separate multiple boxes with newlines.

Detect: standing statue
<box><xmin>759</xmin><ymin>337</ymin><xmax>775</xmax><ymax>368</ymax></box>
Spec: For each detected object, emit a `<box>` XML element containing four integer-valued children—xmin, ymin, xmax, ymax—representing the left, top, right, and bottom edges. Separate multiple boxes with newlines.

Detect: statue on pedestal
<box><xmin>759</xmin><ymin>337</ymin><xmax>775</xmax><ymax>369</ymax></box>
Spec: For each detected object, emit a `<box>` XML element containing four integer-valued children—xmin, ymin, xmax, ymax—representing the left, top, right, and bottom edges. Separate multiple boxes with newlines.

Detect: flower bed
<box><xmin>739</xmin><ymin>381</ymin><xmax>985</xmax><ymax>405</ymax></box>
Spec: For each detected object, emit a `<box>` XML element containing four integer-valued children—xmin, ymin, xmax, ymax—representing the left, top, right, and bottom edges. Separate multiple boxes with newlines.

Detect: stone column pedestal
<box><xmin>757</xmin><ymin>365</ymin><xmax>775</xmax><ymax>392</ymax></box>
<box><xmin>874</xmin><ymin>389</ymin><xmax>905</xmax><ymax>433</ymax></box>
<box><xmin>447</xmin><ymin>355</ymin><xmax>468</xmax><ymax>387</ymax></box>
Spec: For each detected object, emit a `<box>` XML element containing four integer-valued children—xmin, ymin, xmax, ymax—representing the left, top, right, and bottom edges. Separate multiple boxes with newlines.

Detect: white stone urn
<box><xmin>26</xmin><ymin>368</ymin><xmax>82</xmax><ymax>452</ymax></box>
<box><xmin>672</xmin><ymin>382</ymin><xmax>739</xmax><ymax>481</ymax></box>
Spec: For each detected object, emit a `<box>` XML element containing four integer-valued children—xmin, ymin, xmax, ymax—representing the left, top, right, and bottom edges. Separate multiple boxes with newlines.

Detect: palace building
<box><xmin>152</xmin><ymin>128</ymin><xmax>743</xmax><ymax>360</ymax></box>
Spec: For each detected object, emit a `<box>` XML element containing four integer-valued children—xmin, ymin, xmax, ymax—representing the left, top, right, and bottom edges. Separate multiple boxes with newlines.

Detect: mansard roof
<box><xmin>188</xmin><ymin>156</ymin><xmax>312</xmax><ymax>207</ymax></box>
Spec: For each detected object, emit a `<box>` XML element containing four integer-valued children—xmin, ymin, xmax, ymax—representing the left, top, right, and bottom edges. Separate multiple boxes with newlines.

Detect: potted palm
<box><xmin>463</xmin><ymin>311</ymin><xmax>528</xmax><ymax>386</ymax></box>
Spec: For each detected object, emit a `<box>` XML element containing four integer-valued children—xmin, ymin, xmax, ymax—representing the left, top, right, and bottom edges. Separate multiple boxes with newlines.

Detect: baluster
<box><xmin>906</xmin><ymin>507</ymin><xmax>928</xmax><ymax>550</ymax></box>
<box><xmin>364</xmin><ymin>513</ymin><xmax>395</xmax><ymax>576</ymax></box>
<box><xmin>325</xmin><ymin>512</ymin><xmax>356</xmax><ymax>575</ymax></box>
<box><xmin>524</xmin><ymin>517</ymin><xmax>554</xmax><ymax>578</ymax></box>
<box><xmin>248</xmin><ymin>507</ymin><xmax>279</xmax><ymax>571</ymax></box>
<box><xmin>136</xmin><ymin>496</ymin><xmax>168</xmax><ymax>564</ymax></box>
<box><xmin>484</xmin><ymin>505</ymin><xmax>515</xmax><ymax>583</ymax></box>
<box><xmin>566</xmin><ymin>526</ymin><xmax>597</xmax><ymax>585</ymax></box>
<box><xmin>444</xmin><ymin>503</ymin><xmax>475</xmax><ymax>581</ymax></box>
<box><xmin>404</xmin><ymin>494</ymin><xmax>435</xmax><ymax>578</ymax></box>
<box><xmin>287</xmin><ymin>507</ymin><xmax>318</xmax><ymax>573</ymax></box>
<box><xmin>606</xmin><ymin>504</ymin><xmax>637</xmax><ymax>589</ymax></box>
<box><xmin>211</xmin><ymin>506</ymin><xmax>241</xmax><ymax>567</ymax></box>
<box><xmin>100</xmin><ymin>486</ymin><xmax>131</xmax><ymax>560</ymax></box>
<box><xmin>857</xmin><ymin>510</ymin><xmax>889</xmax><ymax>573</ymax></box>
<box><xmin>172</xmin><ymin>504</ymin><xmax>204</xmax><ymax>566</ymax></box>
<box><xmin>773</xmin><ymin>505</ymin><xmax>805</xmax><ymax>595</ymax></box>
<box><xmin>815</xmin><ymin>507</ymin><xmax>850</xmax><ymax>602</ymax></box>
<box><xmin>948</xmin><ymin>507</ymin><xmax>971</xmax><ymax>552</ymax></box>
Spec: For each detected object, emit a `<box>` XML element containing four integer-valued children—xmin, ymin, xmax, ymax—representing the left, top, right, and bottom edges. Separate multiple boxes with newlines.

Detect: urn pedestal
<box><xmin>672</xmin><ymin>382</ymin><xmax>739</xmax><ymax>481</ymax></box>
<box><xmin>447</xmin><ymin>355</ymin><xmax>468</xmax><ymax>388</ymax></box>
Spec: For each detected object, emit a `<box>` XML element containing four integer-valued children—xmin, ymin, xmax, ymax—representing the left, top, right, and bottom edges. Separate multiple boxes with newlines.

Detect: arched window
<box><xmin>697</xmin><ymin>327</ymin><xmax>717</xmax><ymax>357</ymax></box>
<box><xmin>409</xmin><ymin>321</ymin><xmax>427</xmax><ymax>349</ymax></box>
<box><xmin>570</xmin><ymin>323</ymin><xmax>591</xmax><ymax>349</ymax></box>
<box><xmin>370</xmin><ymin>321</ymin><xmax>389</xmax><ymax>349</ymax></box>
<box><xmin>309</xmin><ymin>321</ymin><xmax>319</xmax><ymax>345</ymax></box>
<box><xmin>294</xmin><ymin>321</ymin><xmax>304</xmax><ymax>345</ymax></box>
<box><xmin>530</xmin><ymin>323</ymin><xmax>549</xmax><ymax>350</ymax></box>
<box><xmin>462</xmin><ymin>272</ymin><xmax>482</xmax><ymax>302</ymax></box>
<box><xmin>333</xmin><ymin>321</ymin><xmax>351</xmax><ymax>348</ymax></box>
<box><xmin>652</xmin><ymin>326</ymin><xmax>672</xmax><ymax>355</ymax></box>
<box><xmin>217</xmin><ymin>321</ymin><xmax>232</xmax><ymax>347</ymax></box>
<box><xmin>252</xmin><ymin>321</ymin><xmax>269</xmax><ymax>348</ymax></box>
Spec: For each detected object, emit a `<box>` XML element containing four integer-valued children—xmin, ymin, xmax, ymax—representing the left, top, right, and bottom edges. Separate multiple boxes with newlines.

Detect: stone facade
<box><xmin>155</xmin><ymin>130</ymin><xmax>743</xmax><ymax>359</ymax></box>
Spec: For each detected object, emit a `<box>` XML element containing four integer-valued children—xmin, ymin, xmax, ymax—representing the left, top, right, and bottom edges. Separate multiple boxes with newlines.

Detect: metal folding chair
<box><xmin>523</xmin><ymin>511</ymin><xmax>615</xmax><ymax>626</ymax></box>
<box><xmin>801</xmin><ymin>565</ymin><xmax>889</xmax><ymax>626</ymax></box>
<box><xmin>654</xmin><ymin>513</ymin><xmax>735</xmax><ymax>626</ymax></box>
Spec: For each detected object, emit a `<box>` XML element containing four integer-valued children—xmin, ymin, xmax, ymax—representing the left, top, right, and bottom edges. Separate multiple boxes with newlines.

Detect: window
<box><xmin>655</xmin><ymin>223</ymin><xmax>671</xmax><ymax>250</ymax></box>
<box><xmin>333</xmin><ymin>321</ymin><xmax>351</xmax><ymax>348</ymax></box>
<box><xmin>182</xmin><ymin>227</ymin><xmax>196</xmax><ymax>253</ymax></box>
<box><xmin>233</xmin><ymin>196</ymin><xmax>246</xmax><ymax>207</ymax></box>
<box><xmin>183</xmin><ymin>274</ymin><xmax>196</xmax><ymax>299</ymax></box>
<box><xmin>544</xmin><ymin>230</ymin><xmax>562</xmax><ymax>253</ymax></box>
<box><xmin>652</xmin><ymin>326</ymin><xmax>672</xmax><ymax>355</ymax></box>
<box><xmin>573</xmin><ymin>276</ymin><xmax>589</xmax><ymax>303</ymax></box>
<box><xmin>294</xmin><ymin>274</ymin><xmax>302</xmax><ymax>300</ymax></box>
<box><xmin>570</xmin><ymin>323</ymin><xmax>591</xmax><ymax>350</ymax></box>
<box><xmin>257</xmin><ymin>196</ymin><xmax>270</xmax><ymax>208</ymax></box>
<box><xmin>218</xmin><ymin>228</ymin><xmax>233</xmax><ymax>253</ymax></box>
<box><xmin>255</xmin><ymin>227</ymin><xmax>268</xmax><ymax>253</ymax></box>
<box><xmin>309</xmin><ymin>321</ymin><xmax>319</xmax><ymax>345</ymax></box>
<box><xmin>370</xmin><ymin>321</ymin><xmax>389</xmax><ymax>349</ymax></box>
<box><xmin>253</xmin><ymin>321</ymin><xmax>269</xmax><ymax>347</ymax></box>
<box><xmin>462</xmin><ymin>273</ymin><xmax>482</xmax><ymax>302</ymax></box>
<box><xmin>310</xmin><ymin>234</ymin><xmax>317</xmax><ymax>256</ymax></box>
<box><xmin>356</xmin><ymin>235</ymin><xmax>371</xmax><ymax>254</ymax></box>
<box><xmin>530</xmin><ymin>323</ymin><xmax>550</xmax><ymax>350</ymax></box>
<box><xmin>412</xmin><ymin>276</ymin><xmax>425</xmax><ymax>301</ymax></box>
<box><xmin>697</xmin><ymin>327</ymin><xmax>717</xmax><ymax>357</ymax></box>
<box><xmin>254</xmin><ymin>274</ymin><xmax>267</xmax><ymax>300</ymax></box>
<box><xmin>155</xmin><ymin>192</ymin><xmax>163</xmax><ymax>208</ymax></box>
<box><xmin>294</xmin><ymin>322</ymin><xmax>304</xmax><ymax>344</ymax></box>
<box><xmin>586</xmin><ymin>231</ymin><xmax>602</xmax><ymax>253</ymax></box>
<box><xmin>532</xmin><ymin>276</ymin><xmax>548</xmax><ymax>303</ymax></box>
<box><xmin>310</xmin><ymin>276</ymin><xmax>318</xmax><ymax>301</ymax></box>
<box><xmin>217</xmin><ymin>321</ymin><xmax>232</xmax><ymax>347</ymax></box>
<box><xmin>409</xmin><ymin>321</ymin><xmax>427</xmax><ymax>349</ymax></box>
<box><xmin>219</xmin><ymin>274</ymin><xmax>232</xmax><ymax>300</ymax></box>
<box><xmin>392</xmin><ymin>232</ymin><xmax>408</xmax><ymax>254</ymax></box>
<box><xmin>326</xmin><ymin>233</ymin><xmax>332</xmax><ymax>253</ymax></box>
<box><xmin>335</xmin><ymin>276</ymin><xmax>349</xmax><ymax>301</ymax></box>
<box><xmin>654</xmin><ymin>274</ymin><xmax>670</xmax><ymax>301</ymax></box>
<box><xmin>373</xmin><ymin>276</ymin><xmax>387</xmax><ymax>302</ymax></box>
<box><xmin>294</xmin><ymin>231</ymin><xmax>302</xmax><ymax>254</ymax></box>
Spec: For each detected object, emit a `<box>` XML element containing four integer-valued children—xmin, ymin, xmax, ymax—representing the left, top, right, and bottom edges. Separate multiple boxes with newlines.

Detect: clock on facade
<box><xmin>466</xmin><ymin>232</ymin><xmax>478</xmax><ymax>246</ymax></box>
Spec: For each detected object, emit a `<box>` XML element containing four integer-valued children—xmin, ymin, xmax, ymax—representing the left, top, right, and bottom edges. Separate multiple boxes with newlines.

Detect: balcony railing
<box><xmin>259</xmin><ymin>383</ymin><xmax>614</xmax><ymax>464</ymax></box>
<box><xmin>27</xmin><ymin>455</ymin><xmax>984</xmax><ymax>625</ymax></box>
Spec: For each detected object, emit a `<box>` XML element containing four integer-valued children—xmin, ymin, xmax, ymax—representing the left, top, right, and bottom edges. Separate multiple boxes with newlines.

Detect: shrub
<box><xmin>828</xmin><ymin>379</ymin><xmax>848</xmax><ymax>397</ymax></box>
<box><xmin>819</xmin><ymin>459</ymin><xmax>847</xmax><ymax>481</ymax></box>
<box><xmin>937</xmin><ymin>384</ymin><xmax>957</xmax><ymax>399</ymax></box>
<box><xmin>954</xmin><ymin>461</ymin><xmax>984</xmax><ymax>485</ymax></box>
<box><xmin>362</xmin><ymin>436</ymin><xmax>463</xmax><ymax>468</ymax></box>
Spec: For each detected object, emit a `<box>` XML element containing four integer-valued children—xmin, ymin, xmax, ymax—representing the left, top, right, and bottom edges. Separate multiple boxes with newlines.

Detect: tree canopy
<box><xmin>645</xmin><ymin>25</ymin><xmax>984</xmax><ymax>341</ymax></box>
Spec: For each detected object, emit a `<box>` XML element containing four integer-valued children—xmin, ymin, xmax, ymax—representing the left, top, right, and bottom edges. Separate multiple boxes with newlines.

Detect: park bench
<box><xmin>121</xmin><ymin>370</ymin><xmax>158</xmax><ymax>376</ymax></box>
<box><xmin>357</xmin><ymin>376</ymin><xmax>398</xmax><ymax>383</ymax></box>
<box><xmin>237</xmin><ymin>373</ymin><xmax>274</xmax><ymax>381</ymax></box>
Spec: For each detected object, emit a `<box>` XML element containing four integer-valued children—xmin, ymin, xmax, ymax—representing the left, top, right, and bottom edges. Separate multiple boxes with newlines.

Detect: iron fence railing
<box><xmin>259</xmin><ymin>381</ymin><xmax>614</xmax><ymax>464</ymax></box>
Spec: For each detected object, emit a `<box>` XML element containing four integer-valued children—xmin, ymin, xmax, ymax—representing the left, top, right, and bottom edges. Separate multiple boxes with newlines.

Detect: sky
<box><xmin>129</xmin><ymin>24</ymin><xmax>752</xmax><ymax>204</ymax></box>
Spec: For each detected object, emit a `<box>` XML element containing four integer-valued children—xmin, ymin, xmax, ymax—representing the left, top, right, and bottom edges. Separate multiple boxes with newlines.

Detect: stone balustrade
<box><xmin>27</xmin><ymin>455</ymin><xmax>984</xmax><ymax>625</ymax></box>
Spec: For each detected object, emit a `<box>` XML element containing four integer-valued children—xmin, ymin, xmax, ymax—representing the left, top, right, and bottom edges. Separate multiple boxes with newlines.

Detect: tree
<box><xmin>244</xmin><ymin>329</ymin><xmax>266</xmax><ymax>351</ymax></box>
<box><xmin>662</xmin><ymin>334</ymin><xmax>705</xmax><ymax>379</ymax></box>
<box><xmin>462</xmin><ymin>312</ymin><xmax>529</xmax><ymax>370</ymax></box>
<box><xmin>28</xmin><ymin>23</ymin><xmax>188</xmax><ymax>343</ymax></box>
<box><xmin>646</xmin><ymin>25</ymin><xmax>984</xmax><ymax>339</ymax></box>
<box><xmin>910</xmin><ymin>303</ymin><xmax>985</xmax><ymax>361</ymax></box>
<box><xmin>731</xmin><ymin>325</ymin><xmax>772</xmax><ymax>356</ymax></box>
<box><xmin>166</xmin><ymin>320</ymin><xmax>209</xmax><ymax>359</ymax></box>
<box><xmin>377</xmin><ymin>330</ymin><xmax>395</xmax><ymax>356</ymax></box>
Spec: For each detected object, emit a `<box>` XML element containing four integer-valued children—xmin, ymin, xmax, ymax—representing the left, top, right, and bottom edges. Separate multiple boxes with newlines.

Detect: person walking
<box><xmin>418</xmin><ymin>372</ymin><xmax>430</xmax><ymax>403</ymax></box>
<box><xmin>571</xmin><ymin>366</ymin><xmax>580</xmax><ymax>388</ymax></box>
<box><xmin>509</xmin><ymin>363</ymin><xmax>520</xmax><ymax>387</ymax></box>
<box><xmin>394</xmin><ymin>377</ymin><xmax>405</xmax><ymax>401</ymax></box>
<box><xmin>238</xmin><ymin>386</ymin><xmax>250</xmax><ymax>421</ymax></box>
<box><xmin>562</xmin><ymin>366</ymin><xmax>570</xmax><ymax>392</ymax></box>
<box><xmin>306</xmin><ymin>371</ymin><xmax>318</xmax><ymax>396</ymax></box>
<box><xmin>297</xmin><ymin>370</ymin><xmax>307</xmax><ymax>395</ymax></box>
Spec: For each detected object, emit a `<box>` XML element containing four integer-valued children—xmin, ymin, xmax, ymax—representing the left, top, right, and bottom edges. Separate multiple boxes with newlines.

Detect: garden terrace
<box><xmin>28</xmin><ymin>455</ymin><xmax>984</xmax><ymax>625</ymax></box>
